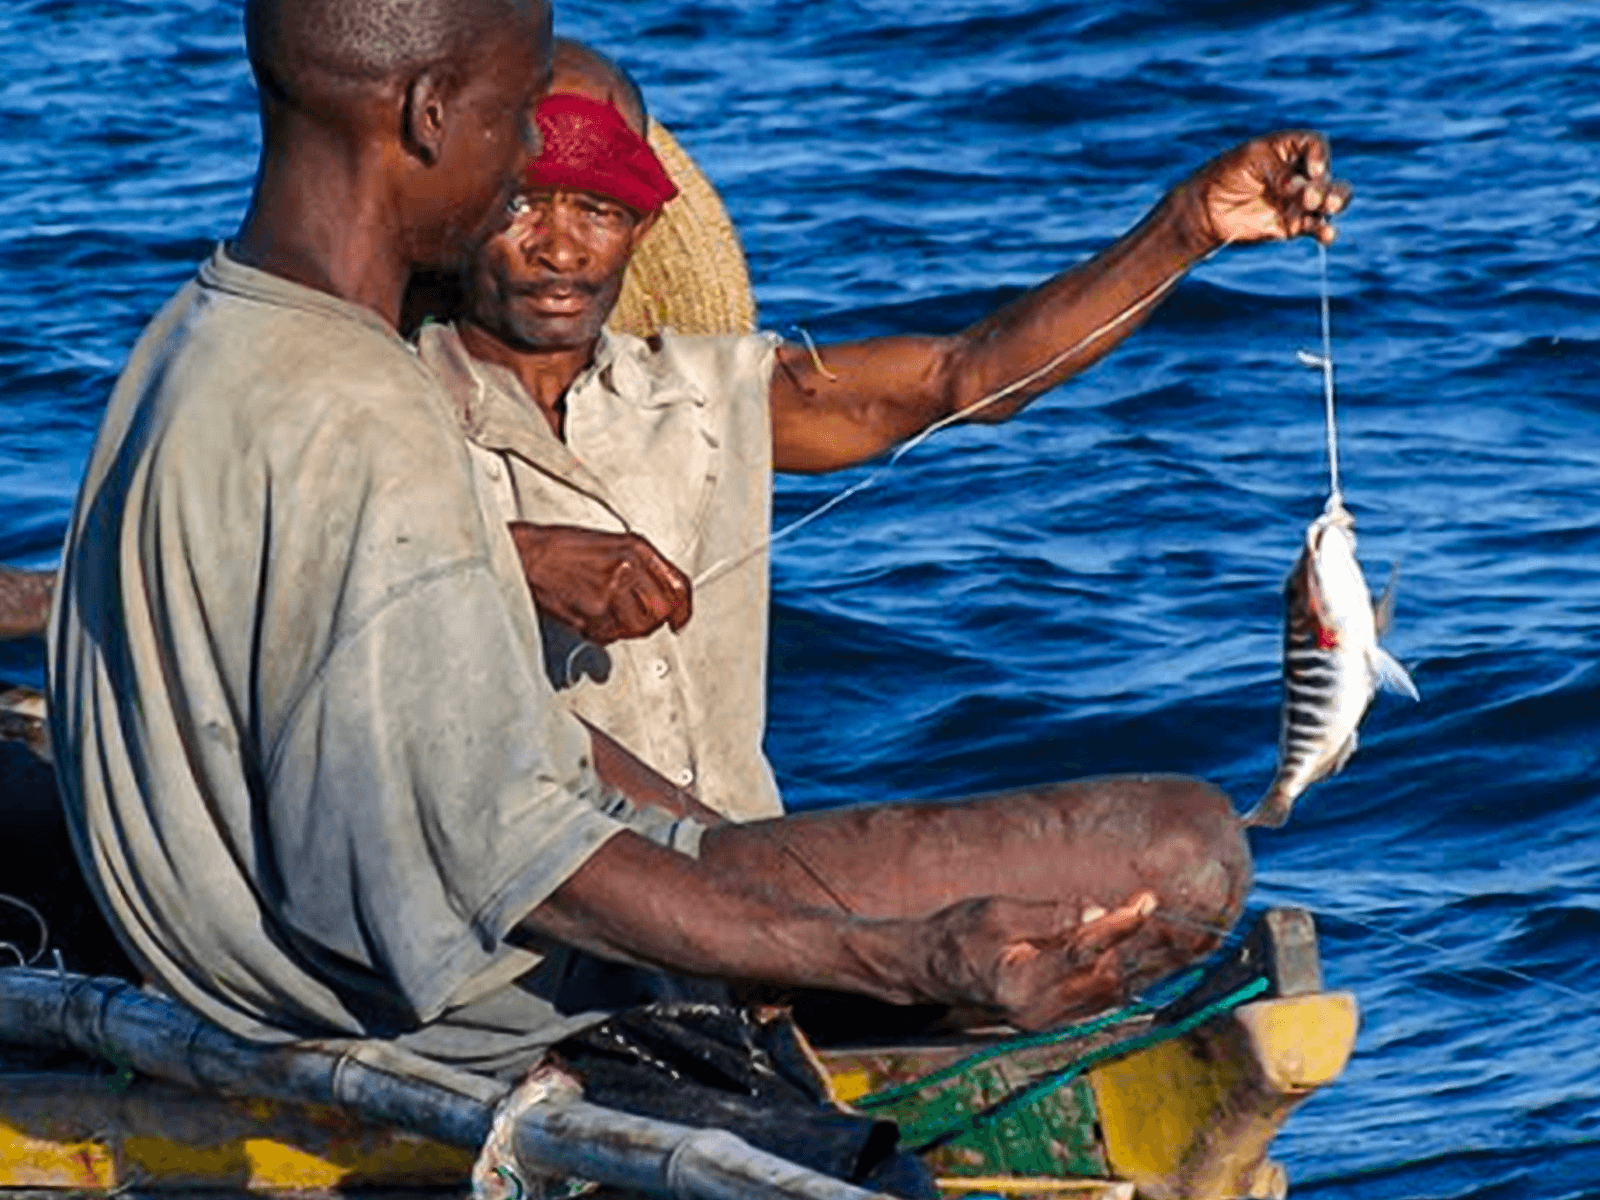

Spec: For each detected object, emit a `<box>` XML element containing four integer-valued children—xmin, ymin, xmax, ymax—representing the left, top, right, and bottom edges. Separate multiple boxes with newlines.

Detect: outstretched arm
<box><xmin>771</xmin><ymin>130</ymin><xmax>1350</xmax><ymax>473</ymax></box>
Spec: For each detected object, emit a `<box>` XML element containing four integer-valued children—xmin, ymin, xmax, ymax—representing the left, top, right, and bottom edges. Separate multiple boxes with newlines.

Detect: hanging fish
<box><xmin>1245</xmin><ymin>242</ymin><xmax>1419</xmax><ymax>829</ymax></box>
<box><xmin>1244</xmin><ymin>498</ymin><xmax>1418</xmax><ymax>828</ymax></box>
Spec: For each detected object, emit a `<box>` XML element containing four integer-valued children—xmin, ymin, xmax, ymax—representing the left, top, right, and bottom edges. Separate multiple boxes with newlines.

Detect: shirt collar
<box><xmin>416</xmin><ymin>322</ymin><xmax>622</xmax><ymax>507</ymax></box>
<box><xmin>199</xmin><ymin>244</ymin><xmax>404</xmax><ymax>345</ymax></box>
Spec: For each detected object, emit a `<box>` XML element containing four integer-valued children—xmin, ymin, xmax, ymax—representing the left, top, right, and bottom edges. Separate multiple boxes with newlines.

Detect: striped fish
<box><xmin>1245</xmin><ymin>499</ymin><xmax>1418</xmax><ymax>829</ymax></box>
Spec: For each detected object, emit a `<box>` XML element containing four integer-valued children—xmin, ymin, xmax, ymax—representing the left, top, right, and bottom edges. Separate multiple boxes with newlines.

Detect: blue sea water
<box><xmin>2</xmin><ymin>0</ymin><xmax>1599</xmax><ymax>1195</ymax></box>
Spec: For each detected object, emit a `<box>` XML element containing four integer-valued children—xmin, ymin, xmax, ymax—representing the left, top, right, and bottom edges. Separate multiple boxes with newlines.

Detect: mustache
<box><xmin>506</xmin><ymin>275</ymin><xmax>603</xmax><ymax>301</ymax></box>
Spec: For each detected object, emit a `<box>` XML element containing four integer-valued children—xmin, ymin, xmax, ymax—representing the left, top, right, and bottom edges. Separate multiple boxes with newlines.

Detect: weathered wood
<box><xmin>0</xmin><ymin>1072</ymin><xmax>476</xmax><ymax>1191</ymax></box>
<box><xmin>1090</xmin><ymin>991</ymin><xmax>1357</xmax><ymax>1200</ymax></box>
<box><xmin>1154</xmin><ymin>908</ymin><xmax>1321</xmax><ymax>1027</ymax></box>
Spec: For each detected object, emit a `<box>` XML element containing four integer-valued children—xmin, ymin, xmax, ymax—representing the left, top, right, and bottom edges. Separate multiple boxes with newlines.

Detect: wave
<box><xmin>1298</xmin><ymin>1137</ymin><xmax>1600</xmax><ymax>1200</ymax></box>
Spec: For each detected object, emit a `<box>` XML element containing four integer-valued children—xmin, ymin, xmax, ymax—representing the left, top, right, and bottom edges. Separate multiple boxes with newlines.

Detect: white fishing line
<box><xmin>1296</xmin><ymin>240</ymin><xmax>1340</xmax><ymax>505</ymax></box>
<box><xmin>1318</xmin><ymin>240</ymin><xmax>1340</xmax><ymax>503</ymax></box>
<box><xmin>693</xmin><ymin>258</ymin><xmax>1201</xmax><ymax>591</ymax></box>
<box><xmin>1163</xmin><ymin>904</ymin><xmax>1597</xmax><ymax>1010</ymax></box>
<box><xmin>1319</xmin><ymin>906</ymin><xmax>1597</xmax><ymax>1008</ymax></box>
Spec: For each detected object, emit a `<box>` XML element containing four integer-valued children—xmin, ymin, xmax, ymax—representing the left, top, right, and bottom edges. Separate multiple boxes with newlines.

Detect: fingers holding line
<box><xmin>1005</xmin><ymin>890</ymin><xmax>1158</xmax><ymax>960</ymax></box>
<box><xmin>1071</xmin><ymin>890</ymin><xmax>1157</xmax><ymax>954</ymax></box>
<box><xmin>1278</xmin><ymin>134</ymin><xmax>1352</xmax><ymax>244</ymax></box>
<box><xmin>627</xmin><ymin>535</ymin><xmax>694</xmax><ymax>631</ymax></box>
<box><xmin>1024</xmin><ymin>894</ymin><xmax>1159</xmax><ymax>1026</ymax></box>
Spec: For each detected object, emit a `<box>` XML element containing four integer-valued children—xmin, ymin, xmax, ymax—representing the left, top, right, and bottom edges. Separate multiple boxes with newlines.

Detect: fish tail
<box><xmin>1242</xmin><ymin>787</ymin><xmax>1293</xmax><ymax>829</ymax></box>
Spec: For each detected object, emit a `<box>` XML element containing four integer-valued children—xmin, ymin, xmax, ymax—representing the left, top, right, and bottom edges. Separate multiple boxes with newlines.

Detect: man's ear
<box><xmin>628</xmin><ymin>208</ymin><xmax>660</xmax><ymax>251</ymax></box>
<box><xmin>401</xmin><ymin>66</ymin><xmax>453</xmax><ymax>165</ymax></box>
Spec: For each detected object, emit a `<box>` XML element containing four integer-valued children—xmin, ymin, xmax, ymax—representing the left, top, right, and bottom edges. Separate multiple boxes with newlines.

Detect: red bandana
<box><xmin>525</xmin><ymin>93</ymin><xmax>679</xmax><ymax>215</ymax></box>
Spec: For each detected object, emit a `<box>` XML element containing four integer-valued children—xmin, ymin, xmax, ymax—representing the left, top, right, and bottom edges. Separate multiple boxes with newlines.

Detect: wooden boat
<box><xmin>0</xmin><ymin>686</ymin><xmax>1356</xmax><ymax>1198</ymax></box>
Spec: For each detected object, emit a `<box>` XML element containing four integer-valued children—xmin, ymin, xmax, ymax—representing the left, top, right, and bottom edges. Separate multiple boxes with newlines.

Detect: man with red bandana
<box><xmin>417</xmin><ymin>43</ymin><xmax>1351</xmax><ymax>828</ymax></box>
<box><xmin>419</xmin><ymin>46</ymin><xmax>780</xmax><ymax>821</ymax></box>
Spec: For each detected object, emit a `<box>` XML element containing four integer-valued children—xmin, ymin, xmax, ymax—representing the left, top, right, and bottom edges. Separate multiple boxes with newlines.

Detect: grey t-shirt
<box><xmin>49</xmin><ymin>247</ymin><xmax>698</xmax><ymax>1074</ymax></box>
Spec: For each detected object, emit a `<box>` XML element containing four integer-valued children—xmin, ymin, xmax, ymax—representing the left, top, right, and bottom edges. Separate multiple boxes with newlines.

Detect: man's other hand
<box><xmin>508</xmin><ymin>522</ymin><xmax>692</xmax><ymax>645</ymax></box>
<box><xmin>1182</xmin><ymin>130</ymin><xmax>1352</xmax><ymax>249</ymax></box>
<box><xmin>924</xmin><ymin>891</ymin><xmax>1158</xmax><ymax>1030</ymax></box>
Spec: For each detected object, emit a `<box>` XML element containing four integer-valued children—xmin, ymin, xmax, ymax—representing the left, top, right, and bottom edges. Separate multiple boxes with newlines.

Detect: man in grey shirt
<box><xmin>50</xmin><ymin>0</ymin><xmax>1251</xmax><ymax>1122</ymax></box>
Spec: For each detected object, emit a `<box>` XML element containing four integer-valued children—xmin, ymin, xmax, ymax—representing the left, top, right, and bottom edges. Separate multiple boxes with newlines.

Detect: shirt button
<box><xmin>674</xmin><ymin>767</ymin><xmax>694</xmax><ymax>787</ymax></box>
<box><xmin>484</xmin><ymin>460</ymin><xmax>502</xmax><ymax>481</ymax></box>
<box><xmin>651</xmin><ymin>659</ymin><xmax>670</xmax><ymax>679</ymax></box>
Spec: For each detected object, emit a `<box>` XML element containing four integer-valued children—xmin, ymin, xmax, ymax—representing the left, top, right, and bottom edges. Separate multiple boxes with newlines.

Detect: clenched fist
<box><xmin>509</xmin><ymin>522</ymin><xmax>692</xmax><ymax>645</ymax></box>
<box><xmin>1177</xmin><ymin>130</ymin><xmax>1351</xmax><ymax>249</ymax></box>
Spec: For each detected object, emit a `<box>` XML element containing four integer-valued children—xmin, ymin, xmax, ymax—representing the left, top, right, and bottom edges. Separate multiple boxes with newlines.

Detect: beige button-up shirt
<box><xmin>418</xmin><ymin>323</ymin><xmax>783</xmax><ymax>822</ymax></box>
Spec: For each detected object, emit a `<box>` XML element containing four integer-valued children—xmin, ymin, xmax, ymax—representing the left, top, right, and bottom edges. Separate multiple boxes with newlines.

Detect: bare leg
<box><xmin>0</xmin><ymin>568</ymin><xmax>53</xmax><ymax>641</ymax></box>
<box><xmin>704</xmin><ymin>775</ymin><xmax>1250</xmax><ymax>998</ymax></box>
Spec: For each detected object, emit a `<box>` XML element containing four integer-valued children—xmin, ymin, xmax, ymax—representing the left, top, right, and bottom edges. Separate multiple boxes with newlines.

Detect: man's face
<box><xmin>462</xmin><ymin>187</ymin><xmax>651</xmax><ymax>352</ymax></box>
<box><xmin>421</xmin><ymin>8</ymin><xmax>553</xmax><ymax>270</ymax></box>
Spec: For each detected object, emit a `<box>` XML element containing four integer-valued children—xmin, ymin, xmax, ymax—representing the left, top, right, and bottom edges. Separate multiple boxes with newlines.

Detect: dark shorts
<box><xmin>549</xmin><ymin>1003</ymin><xmax>938</xmax><ymax>1200</ymax></box>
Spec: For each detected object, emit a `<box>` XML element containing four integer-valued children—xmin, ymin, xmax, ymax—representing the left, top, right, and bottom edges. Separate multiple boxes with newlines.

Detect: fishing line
<box><xmin>1149</xmin><ymin>909</ymin><xmax>1246</xmax><ymax>945</ymax></box>
<box><xmin>1314</xmin><ymin>906</ymin><xmax>1595</xmax><ymax>1008</ymax></box>
<box><xmin>692</xmin><ymin>250</ymin><xmax>1219</xmax><ymax>591</ymax></box>
<box><xmin>1296</xmin><ymin>239</ymin><xmax>1340</xmax><ymax>506</ymax></box>
<box><xmin>1318</xmin><ymin>240</ymin><xmax>1339</xmax><ymax>503</ymax></box>
<box><xmin>1161</xmin><ymin>902</ymin><xmax>1592</xmax><ymax>1011</ymax></box>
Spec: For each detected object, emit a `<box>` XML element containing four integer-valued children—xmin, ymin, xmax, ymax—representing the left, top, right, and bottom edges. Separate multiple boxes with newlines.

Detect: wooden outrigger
<box><xmin>0</xmin><ymin>686</ymin><xmax>1356</xmax><ymax>1198</ymax></box>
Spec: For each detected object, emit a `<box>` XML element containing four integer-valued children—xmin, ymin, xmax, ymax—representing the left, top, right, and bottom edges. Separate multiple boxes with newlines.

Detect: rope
<box><xmin>854</xmin><ymin>965</ymin><xmax>1208</xmax><ymax>1112</ymax></box>
<box><xmin>905</xmin><ymin>976</ymin><xmax>1270</xmax><ymax>1153</ymax></box>
<box><xmin>0</xmin><ymin>892</ymin><xmax>49</xmax><ymax>967</ymax></box>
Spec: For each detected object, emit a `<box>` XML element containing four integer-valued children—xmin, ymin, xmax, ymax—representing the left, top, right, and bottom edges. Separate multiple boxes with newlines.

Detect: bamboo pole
<box><xmin>0</xmin><ymin>968</ymin><xmax>890</xmax><ymax>1200</ymax></box>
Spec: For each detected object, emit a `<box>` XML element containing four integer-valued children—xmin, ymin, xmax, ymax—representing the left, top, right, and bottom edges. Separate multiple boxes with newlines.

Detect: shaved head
<box><xmin>247</xmin><ymin>0</ymin><xmax>545</xmax><ymax>101</ymax></box>
<box><xmin>235</xmin><ymin>0</ymin><xmax>554</xmax><ymax>314</ymax></box>
<box><xmin>551</xmin><ymin>37</ymin><xmax>648</xmax><ymax>134</ymax></box>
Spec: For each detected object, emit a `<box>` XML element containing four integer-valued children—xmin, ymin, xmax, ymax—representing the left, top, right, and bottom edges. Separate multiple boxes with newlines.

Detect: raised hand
<box><xmin>508</xmin><ymin>522</ymin><xmax>692</xmax><ymax>646</ymax></box>
<box><xmin>1179</xmin><ymin>130</ymin><xmax>1351</xmax><ymax>249</ymax></box>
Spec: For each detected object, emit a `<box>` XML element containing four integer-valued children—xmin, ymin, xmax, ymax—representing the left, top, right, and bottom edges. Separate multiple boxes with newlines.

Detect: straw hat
<box><xmin>609</xmin><ymin>122</ymin><xmax>757</xmax><ymax>339</ymax></box>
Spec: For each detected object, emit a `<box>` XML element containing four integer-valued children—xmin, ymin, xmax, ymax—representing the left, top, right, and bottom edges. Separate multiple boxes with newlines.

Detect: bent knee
<box><xmin>1134</xmin><ymin>775</ymin><xmax>1250</xmax><ymax>924</ymax></box>
<box><xmin>1037</xmin><ymin>773</ymin><xmax>1251</xmax><ymax>922</ymax></box>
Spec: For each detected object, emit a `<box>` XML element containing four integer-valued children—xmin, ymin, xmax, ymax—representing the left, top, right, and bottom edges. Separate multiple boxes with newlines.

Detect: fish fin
<box><xmin>1370</xmin><ymin>645</ymin><xmax>1421</xmax><ymax>701</ymax></box>
<box><xmin>1374</xmin><ymin>562</ymin><xmax>1401</xmax><ymax>636</ymax></box>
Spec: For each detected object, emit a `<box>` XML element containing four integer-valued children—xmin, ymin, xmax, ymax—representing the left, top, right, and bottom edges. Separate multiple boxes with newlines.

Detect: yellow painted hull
<box><xmin>0</xmin><ymin>988</ymin><xmax>1355</xmax><ymax>1197</ymax></box>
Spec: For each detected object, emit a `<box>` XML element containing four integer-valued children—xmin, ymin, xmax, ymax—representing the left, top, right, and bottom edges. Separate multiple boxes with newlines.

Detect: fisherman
<box><xmin>48</xmin><ymin>2</ymin><xmax>1252</xmax><ymax>1192</ymax></box>
<box><xmin>414</xmin><ymin>43</ymin><xmax>1352</xmax><ymax>824</ymax></box>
